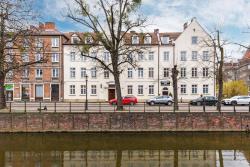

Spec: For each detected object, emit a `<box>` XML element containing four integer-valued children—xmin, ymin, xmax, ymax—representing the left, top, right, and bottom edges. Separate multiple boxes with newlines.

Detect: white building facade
<box><xmin>63</xmin><ymin>19</ymin><xmax>215</xmax><ymax>102</ymax></box>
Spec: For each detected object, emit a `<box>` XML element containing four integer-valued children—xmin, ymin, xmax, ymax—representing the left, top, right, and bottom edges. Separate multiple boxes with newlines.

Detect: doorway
<box><xmin>162</xmin><ymin>87</ymin><xmax>169</xmax><ymax>95</ymax></box>
<box><xmin>51</xmin><ymin>84</ymin><xmax>59</xmax><ymax>101</ymax></box>
<box><xmin>35</xmin><ymin>84</ymin><xmax>43</xmax><ymax>101</ymax></box>
<box><xmin>21</xmin><ymin>84</ymin><xmax>30</xmax><ymax>101</ymax></box>
<box><xmin>108</xmin><ymin>89</ymin><xmax>115</xmax><ymax>101</ymax></box>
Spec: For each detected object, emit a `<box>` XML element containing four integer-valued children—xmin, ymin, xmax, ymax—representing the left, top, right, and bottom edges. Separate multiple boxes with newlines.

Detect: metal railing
<box><xmin>2</xmin><ymin>101</ymin><xmax>250</xmax><ymax>113</ymax></box>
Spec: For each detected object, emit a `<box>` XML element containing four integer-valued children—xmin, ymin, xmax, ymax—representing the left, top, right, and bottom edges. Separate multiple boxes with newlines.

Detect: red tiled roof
<box><xmin>243</xmin><ymin>48</ymin><xmax>250</xmax><ymax>60</ymax></box>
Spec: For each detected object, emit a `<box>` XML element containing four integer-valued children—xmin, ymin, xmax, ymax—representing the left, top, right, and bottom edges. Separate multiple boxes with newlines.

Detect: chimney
<box><xmin>154</xmin><ymin>29</ymin><xmax>159</xmax><ymax>34</ymax></box>
<box><xmin>44</xmin><ymin>22</ymin><xmax>56</xmax><ymax>30</ymax></box>
<box><xmin>183</xmin><ymin>22</ymin><xmax>188</xmax><ymax>30</ymax></box>
<box><xmin>191</xmin><ymin>17</ymin><xmax>196</xmax><ymax>22</ymax></box>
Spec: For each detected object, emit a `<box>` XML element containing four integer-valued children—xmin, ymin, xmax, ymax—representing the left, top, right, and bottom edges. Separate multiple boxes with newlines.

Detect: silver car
<box><xmin>146</xmin><ymin>96</ymin><xmax>173</xmax><ymax>106</ymax></box>
<box><xmin>222</xmin><ymin>96</ymin><xmax>250</xmax><ymax>105</ymax></box>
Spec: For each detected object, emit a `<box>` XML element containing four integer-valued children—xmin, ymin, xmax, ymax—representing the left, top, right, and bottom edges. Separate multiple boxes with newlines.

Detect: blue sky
<box><xmin>34</xmin><ymin>0</ymin><xmax>250</xmax><ymax>59</ymax></box>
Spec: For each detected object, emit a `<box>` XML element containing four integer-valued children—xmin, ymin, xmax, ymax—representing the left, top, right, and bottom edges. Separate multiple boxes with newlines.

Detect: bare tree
<box><xmin>0</xmin><ymin>0</ymin><xmax>46</xmax><ymax>109</ymax></box>
<box><xmin>171</xmin><ymin>65</ymin><xmax>179</xmax><ymax>110</ymax></box>
<box><xmin>67</xmin><ymin>0</ymin><xmax>147</xmax><ymax>110</ymax></box>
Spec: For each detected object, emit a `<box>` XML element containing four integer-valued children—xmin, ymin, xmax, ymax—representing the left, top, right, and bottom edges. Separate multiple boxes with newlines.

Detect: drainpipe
<box><xmin>156</xmin><ymin>30</ymin><xmax>161</xmax><ymax>96</ymax></box>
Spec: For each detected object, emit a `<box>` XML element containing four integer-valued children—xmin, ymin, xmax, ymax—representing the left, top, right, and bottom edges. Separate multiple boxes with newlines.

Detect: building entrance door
<box><xmin>51</xmin><ymin>84</ymin><xmax>59</xmax><ymax>101</ymax></box>
<box><xmin>162</xmin><ymin>87</ymin><xmax>169</xmax><ymax>95</ymax></box>
<box><xmin>35</xmin><ymin>84</ymin><xmax>43</xmax><ymax>101</ymax></box>
<box><xmin>21</xmin><ymin>84</ymin><xmax>30</xmax><ymax>101</ymax></box>
<box><xmin>108</xmin><ymin>89</ymin><xmax>115</xmax><ymax>101</ymax></box>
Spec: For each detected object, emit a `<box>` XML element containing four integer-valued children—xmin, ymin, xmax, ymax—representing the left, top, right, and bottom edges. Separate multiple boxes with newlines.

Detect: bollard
<box><xmin>24</xmin><ymin>101</ymin><xmax>26</xmax><ymax>113</ymax></box>
<box><xmin>173</xmin><ymin>102</ymin><xmax>175</xmax><ymax>113</ymax></box>
<box><xmin>129</xmin><ymin>104</ymin><xmax>131</xmax><ymax>113</ymax></box>
<box><xmin>188</xmin><ymin>103</ymin><xmax>190</xmax><ymax>113</ymax></box>
<box><xmin>54</xmin><ymin>102</ymin><xmax>56</xmax><ymax>113</ymax></box>
<box><xmin>233</xmin><ymin>103</ymin><xmax>236</xmax><ymax>113</ymax></box>
<box><xmin>69</xmin><ymin>102</ymin><xmax>72</xmax><ymax>113</ymax></box>
<box><xmin>159</xmin><ymin>105</ymin><xmax>160</xmax><ymax>113</ymax></box>
<box><xmin>203</xmin><ymin>99</ymin><xmax>205</xmax><ymax>112</ymax></box>
<box><xmin>249</xmin><ymin>102</ymin><xmax>250</xmax><ymax>112</ymax></box>
<box><xmin>9</xmin><ymin>102</ymin><xmax>11</xmax><ymax>113</ymax></box>
<box><xmin>144</xmin><ymin>102</ymin><xmax>146</xmax><ymax>113</ymax></box>
<box><xmin>99</xmin><ymin>102</ymin><xmax>101</xmax><ymax>112</ymax></box>
<box><xmin>39</xmin><ymin>102</ymin><xmax>42</xmax><ymax>113</ymax></box>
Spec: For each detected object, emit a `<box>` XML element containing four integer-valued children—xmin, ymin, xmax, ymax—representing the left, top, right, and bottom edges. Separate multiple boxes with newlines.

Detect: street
<box><xmin>4</xmin><ymin>102</ymin><xmax>250</xmax><ymax>113</ymax></box>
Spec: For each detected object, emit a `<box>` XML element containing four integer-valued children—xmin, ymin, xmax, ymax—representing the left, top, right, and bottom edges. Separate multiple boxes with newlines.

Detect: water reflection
<box><xmin>3</xmin><ymin>150</ymin><xmax>249</xmax><ymax>167</ymax></box>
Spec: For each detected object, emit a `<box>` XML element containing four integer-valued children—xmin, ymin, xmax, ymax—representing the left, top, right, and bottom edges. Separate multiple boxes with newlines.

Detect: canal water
<box><xmin>0</xmin><ymin>132</ymin><xmax>249</xmax><ymax>167</ymax></box>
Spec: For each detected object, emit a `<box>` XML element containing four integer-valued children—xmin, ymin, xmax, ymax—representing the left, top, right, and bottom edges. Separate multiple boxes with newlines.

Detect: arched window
<box><xmin>131</xmin><ymin>34</ymin><xmax>139</xmax><ymax>44</ymax></box>
<box><xmin>144</xmin><ymin>34</ymin><xmax>151</xmax><ymax>44</ymax></box>
<box><xmin>71</xmin><ymin>34</ymin><xmax>80</xmax><ymax>44</ymax></box>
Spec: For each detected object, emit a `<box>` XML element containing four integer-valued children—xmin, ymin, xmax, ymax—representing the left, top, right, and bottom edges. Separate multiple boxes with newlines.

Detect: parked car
<box><xmin>109</xmin><ymin>95</ymin><xmax>138</xmax><ymax>105</ymax></box>
<box><xmin>146</xmin><ymin>95</ymin><xmax>173</xmax><ymax>106</ymax></box>
<box><xmin>190</xmin><ymin>96</ymin><xmax>218</xmax><ymax>106</ymax></box>
<box><xmin>222</xmin><ymin>96</ymin><xmax>250</xmax><ymax>105</ymax></box>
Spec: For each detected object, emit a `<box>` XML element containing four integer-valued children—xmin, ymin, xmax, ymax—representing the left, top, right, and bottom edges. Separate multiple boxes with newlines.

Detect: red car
<box><xmin>109</xmin><ymin>95</ymin><xmax>138</xmax><ymax>105</ymax></box>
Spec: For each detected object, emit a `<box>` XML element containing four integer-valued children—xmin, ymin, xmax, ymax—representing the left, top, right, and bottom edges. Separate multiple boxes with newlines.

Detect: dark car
<box><xmin>109</xmin><ymin>95</ymin><xmax>138</xmax><ymax>105</ymax></box>
<box><xmin>190</xmin><ymin>96</ymin><xmax>218</xmax><ymax>106</ymax></box>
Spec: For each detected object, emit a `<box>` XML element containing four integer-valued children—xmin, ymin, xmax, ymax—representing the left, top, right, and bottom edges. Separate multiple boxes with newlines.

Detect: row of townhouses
<box><xmin>4</xmin><ymin>18</ymin><xmax>216</xmax><ymax>102</ymax></box>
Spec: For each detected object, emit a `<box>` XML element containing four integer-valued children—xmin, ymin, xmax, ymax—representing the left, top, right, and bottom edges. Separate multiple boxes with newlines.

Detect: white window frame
<box><xmin>36</xmin><ymin>69</ymin><xmax>43</xmax><ymax>78</ymax></box>
<box><xmin>70</xmin><ymin>67</ymin><xmax>76</xmax><ymax>78</ymax></box>
<box><xmin>22</xmin><ymin>53</ymin><xmax>29</xmax><ymax>62</ymax></box>
<box><xmin>70</xmin><ymin>52</ymin><xmax>76</xmax><ymax>62</ymax></box>
<box><xmin>180</xmin><ymin>51</ymin><xmax>187</xmax><ymax>61</ymax></box>
<box><xmin>51</xmin><ymin>53</ymin><xmax>59</xmax><ymax>62</ymax></box>
<box><xmin>104</xmin><ymin>70</ymin><xmax>109</xmax><ymax>79</ymax></box>
<box><xmin>80</xmin><ymin>85</ymin><xmax>86</xmax><ymax>95</ymax></box>
<box><xmin>180</xmin><ymin>68</ymin><xmax>186</xmax><ymax>78</ymax></box>
<box><xmin>149</xmin><ymin>85</ymin><xmax>154</xmax><ymax>95</ymax></box>
<box><xmin>70</xmin><ymin>85</ymin><xmax>75</xmax><ymax>95</ymax></box>
<box><xmin>144</xmin><ymin>34</ymin><xmax>151</xmax><ymax>44</ymax></box>
<box><xmin>51</xmin><ymin>37</ymin><xmax>59</xmax><ymax>48</ymax></box>
<box><xmin>81</xmin><ymin>68</ymin><xmax>86</xmax><ymax>78</ymax></box>
<box><xmin>191</xmin><ymin>67</ymin><xmax>197</xmax><ymax>77</ymax></box>
<box><xmin>192</xmin><ymin>36</ymin><xmax>198</xmax><ymax>44</ymax></box>
<box><xmin>192</xmin><ymin>51</ymin><xmax>197</xmax><ymax>61</ymax></box>
<box><xmin>202</xmin><ymin>51</ymin><xmax>209</xmax><ymax>61</ymax></box>
<box><xmin>35</xmin><ymin>53</ymin><xmax>42</xmax><ymax>62</ymax></box>
<box><xmin>128</xmin><ymin>68</ymin><xmax>133</xmax><ymax>78</ymax></box>
<box><xmin>180</xmin><ymin>85</ymin><xmax>186</xmax><ymax>94</ymax></box>
<box><xmin>91</xmin><ymin>85</ymin><xmax>97</xmax><ymax>95</ymax></box>
<box><xmin>163</xmin><ymin>68</ymin><xmax>169</xmax><ymax>78</ymax></box>
<box><xmin>91</xmin><ymin>67</ymin><xmax>97</xmax><ymax>78</ymax></box>
<box><xmin>138</xmin><ymin>85</ymin><xmax>143</xmax><ymax>95</ymax></box>
<box><xmin>52</xmin><ymin>68</ymin><xmax>59</xmax><ymax>78</ymax></box>
<box><xmin>192</xmin><ymin>85</ymin><xmax>197</xmax><ymax>94</ymax></box>
<box><xmin>132</xmin><ymin>35</ymin><xmax>139</xmax><ymax>44</ymax></box>
<box><xmin>148</xmin><ymin>67</ymin><xmax>154</xmax><ymax>78</ymax></box>
<box><xmin>127</xmin><ymin>85</ymin><xmax>133</xmax><ymax>95</ymax></box>
<box><xmin>203</xmin><ymin>84</ymin><xmax>209</xmax><ymax>94</ymax></box>
<box><xmin>203</xmin><ymin>67</ymin><xmax>209</xmax><ymax>77</ymax></box>
<box><xmin>163</xmin><ymin>51</ymin><xmax>169</xmax><ymax>61</ymax></box>
<box><xmin>138</xmin><ymin>68</ymin><xmax>144</xmax><ymax>78</ymax></box>
<box><xmin>148</xmin><ymin>52</ymin><xmax>154</xmax><ymax>61</ymax></box>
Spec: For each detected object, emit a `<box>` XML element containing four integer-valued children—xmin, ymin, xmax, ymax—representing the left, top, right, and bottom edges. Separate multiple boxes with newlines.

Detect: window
<box><xmin>6</xmin><ymin>70</ymin><xmax>13</xmax><ymax>79</ymax></box>
<box><xmin>203</xmin><ymin>67</ymin><xmax>209</xmax><ymax>77</ymax></box>
<box><xmin>163</xmin><ymin>51</ymin><xmax>169</xmax><ymax>61</ymax></box>
<box><xmin>191</xmin><ymin>68</ymin><xmax>197</xmax><ymax>77</ymax></box>
<box><xmin>90</xmin><ymin>51</ymin><xmax>97</xmax><ymax>62</ymax></box>
<box><xmin>81</xmin><ymin>68</ymin><xmax>86</xmax><ymax>78</ymax></box>
<box><xmin>70</xmin><ymin>52</ymin><xmax>76</xmax><ymax>62</ymax></box>
<box><xmin>192</xmin><ymin>36</ymin><xmax>198</xmax><ymax>44</ymax></box>
<box><xmin>138</xmin><ymin>85</ymin><xmax>143</xmax><ymax>95</ymax></box>
<box><xmin>22</xmin><ymin>68</ymin><xmax>29</xmax><ymax>78</ymax></box>
<box><xmin>51</xmin><ymin>37</ymin><xmax>59</xmax><ymax>47</ymax></box>
<box><xmin>51</xmin><ymin>53</ymin><xmax>59</xmax><ymax>62</ymax></box>
<box><xmin>180</xmin><ymin>51</ymin><xmax>187</xmax><ymax>61</ymax></box>
<box><xmin>180</xmin><ymin>68</ymin><xmax>186</xmax><ymax>78</ymax></box>
<box><xmin>192</xmin><ymin>51</ymin><xmax>197</xmax><ymax>61</ymax></box>
<box><xmin>138</xmin><ymin>68</ymin><xmax>143</xmax><ymax>78</ymax></box>
<box><xmin>149</xmin><ymin>85</ymin><xmax>154</xmax><ymax>95</ymax></box>
<box><xmin>138</xmin><ymin>52</ymin><xmax>144</xmax><ymax>61</ymax></box>
<box><xmin>91</xmin><ymin>67</ymin><xmax>97</xmax><ymax>78</ymax></box>
<box><xmin>132</xmin><ymin>35</ymin><xmax>139</xmax><ymax>44</ymax></box>
<box><xmin>70</xmin><ymin>67</ymin><xmax>76</xmax><ymax>78</ymax></box>
<box><xmin>128</xmin><ymin>68</ymin><xmax>133</xmax><ymax>78</ymax></box>
<box><xmin>36</xmin><ymin>69</ymin><xmax>43</xmax><ymax>78</ymax></box>
<box><xmin>91</xmin><ymin>85</ymin><xmax>97</xmax><ymax>95</ymax></box>
<box><xmin>203</xmin><ymin>84</ymin><xmax>209</xmax><ymax>94</ymax></box>
<box><xmin>35</xmin><ymin>53</ymin><xmax>42</xmax><ymax>62</ymax></box>
<box><xmin>80</xmin><ymin>55</ymin><xmax>86</xmax><ymax>62</ymax></box>
<box><xmin>52</xmin><ymin>68</ymin><xmax>59</xmax><ymax>78</ymax></box>
<box><xmin>192</xmin><ymin>85</ymin><xmax>197</xmax><ymax>94</ymax></box>
<box><xmin>85</xmin><ymin>36</ymin><xmax>93</xmax><ymax>44</ymax></box>
<box><xmin>23</xmin><ymin>38</ymin><xmax>29</xmax><ymax>48</ymax></box>
<box><xmin>103</xmin><ymin>51</ymin><xmax>109</xmax><ymax>62</ymax></box>
<box><xmin>148</xmin><ymin>67</ymin><xmax>154</xmax><ymax>78</ymax></box>
<box><xmin>71</xmin><ymin>35</ymin><xmax>80</xmax><ymax>44</ymax></box>
<box><xmin>70</xmin><ymin>85</ymin><xmax>75</xmax><ymax>95</ymax></box>
<box><xmin>163</xmin><ymin>68</ymin><xmax>169</xmax><ymax>78</ymax></box>
<box><xmin>128</xmin><ymin>53</ymin><xmax>133</xmax><ymax>63</ymax></box>
<box><xmin>80</xmin><ymin>85</ymin><xmax>86</xmax><ymax>95</ymax></box>
<box><xmin>127</xmin><ymin>85</ymin><xmax>133</xmax><ymax>95</ymax></box>
<box><xmin>104</xmin><ymin>70</ymin><xmax>109</xmax><ymax>79</ymax></box>
<box><xmin>22</xmin><ymin>53</ymin><xmax>29</xmax><ymax>62</ymax></box>
<box><xmin>202</xmin><ymin>51</ymin><xmax>209</xmax><ymax>61</ymax></box>
<box><xmin>144</xmin><ymin>34</ymin><xmax>151</xmax><ymax>44</ymax></box>
<box><xmin>161</xmin><ymin>36</ymin><xmax>169</xmax><ymax>44</ymax></box>
<box><xmin>148</xmin><ymin>52</ymin><xmax>154</xmax><ymax>61</ymax></box>
<box><xmin>180</xmin><ymin>85</ymin><xmax>186</xmax><ymax>94</ymax></box>
<box><xmin>35</xmin><ymin>38</ymin><xmax>43</xmax><ymax>48</ymax></box>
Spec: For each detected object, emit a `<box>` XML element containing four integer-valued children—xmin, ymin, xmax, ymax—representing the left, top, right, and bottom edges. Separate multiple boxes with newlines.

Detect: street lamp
<box><xmin>85</xmin><ymin>75</ymin><xmax>88</xmax><ymax>110</ymax></box>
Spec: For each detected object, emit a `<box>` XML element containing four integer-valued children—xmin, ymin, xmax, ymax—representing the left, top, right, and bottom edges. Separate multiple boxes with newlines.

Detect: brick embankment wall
<box><xmin>0</xmin><ymin>112</ymin><xmax>249</xmax><ymax>132</ymax></box>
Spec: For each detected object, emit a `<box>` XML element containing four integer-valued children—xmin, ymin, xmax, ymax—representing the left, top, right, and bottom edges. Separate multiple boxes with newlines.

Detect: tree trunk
<box><xmin>113</xmin><ymin>71</ymin><xmax>123</xmax><ymax>111</ymax></box>
<box><xmin>172</xmin><ymin>65</ymin><xmax>179</xmax><ymax>110</ymax></box>
<box><xmin>217</xmin><ymin>38</ymin><xmax>224</xmax><ymax>111</ymax></box>
<box><xmin>0</xmin><ymin>71</ymin><xmax>6</xmax><ymax>109</ymax></box>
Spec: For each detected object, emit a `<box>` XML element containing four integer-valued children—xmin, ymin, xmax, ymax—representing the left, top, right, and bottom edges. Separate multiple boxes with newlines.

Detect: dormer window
<box><xmin>132</xmin><ymin>35</ymin><xmax>139</xmax><ymax>44</ymax></box>
<box><xmin>85</xmin><ymin>36</ymin><xmax>93</xmax><ymax>44</ymax></box>
<box><xmin>161</xmin><ymin>36</ymin><xmax>169</xmax><ymax>44</ymax></box>
<box><xmin>71</xmin><ymin>34</ymin><xmax>80</xmax><ymax>44</ymax></box>
<box><xmin>144</xmin><ymin>34</ymin><xmax>151</xmax><ymax>44</ymax></box>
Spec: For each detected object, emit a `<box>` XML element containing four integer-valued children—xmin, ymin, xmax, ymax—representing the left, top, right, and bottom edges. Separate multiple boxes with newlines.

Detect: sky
<box><xmin>34</xmin><ymin>0</ymin><xmax>250</xmax><ymax>60</ymax></box>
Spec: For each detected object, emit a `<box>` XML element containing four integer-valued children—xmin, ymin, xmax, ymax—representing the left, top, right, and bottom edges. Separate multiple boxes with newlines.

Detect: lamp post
<box><xmin>85</xmin><ymin>75</ymin><xmax>88</xmax><ymax>110</ymax></box>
